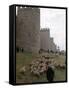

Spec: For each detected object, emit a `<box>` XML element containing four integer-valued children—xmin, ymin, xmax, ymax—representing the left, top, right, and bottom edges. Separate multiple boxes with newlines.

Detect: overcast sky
<box><xmin>16</xmin><ymin>7</ymin><xmax>66</xmax><ymax>51</ymax></box>
<box><xmin>40</xmin><ymin>8</ymin><xmax>66</xmax><ymax>51</ymax></box>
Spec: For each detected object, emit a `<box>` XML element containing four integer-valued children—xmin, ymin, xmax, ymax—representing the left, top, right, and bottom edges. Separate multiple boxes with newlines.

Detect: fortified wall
<box><xmin>49</xmin><ymin>38</ymin><xmax>57</xmax><ymax>52</ymax></box>
<box><xmin>16</xmin><ymin>7</ymin><xmax>57</xmax><ymax>53</ymax></box>
<box><xmin>16</xmin><ymin>7</ymin><xmax>40</xmax><ymax>53</ymax></box>
<box><xmin>40</xmin><ymin>28</ymin><xmax>57</xmax><ymax>52</ymax></box>
<box><xmin>40</xmin><ymin>28</ymin><xmax>50</xmax><ymax>51</ymax></box>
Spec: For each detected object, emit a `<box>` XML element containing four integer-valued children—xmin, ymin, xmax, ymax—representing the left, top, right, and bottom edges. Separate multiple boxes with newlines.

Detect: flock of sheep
<box><xmin>19</xmin><ymin>55</ymin><xmax>66</xmax><ymax>78</ymax></box>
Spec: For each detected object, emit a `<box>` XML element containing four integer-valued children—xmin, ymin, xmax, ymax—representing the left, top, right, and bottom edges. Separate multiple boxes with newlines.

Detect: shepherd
<box><xmin>46</xmin><ymin>66</ymin><xmax>55</xmax><ymax>82</ymax></box>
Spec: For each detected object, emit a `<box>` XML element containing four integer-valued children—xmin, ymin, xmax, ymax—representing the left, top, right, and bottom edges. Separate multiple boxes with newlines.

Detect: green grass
<box><xmin>16</xmin><ymin>52</ymin><xmax>66</xmax><ymax>83</ymax></box>
<box><xmin>54</xmin><ymin>68</ymin><xmax>66</xmax><ymax>81</ymax></box>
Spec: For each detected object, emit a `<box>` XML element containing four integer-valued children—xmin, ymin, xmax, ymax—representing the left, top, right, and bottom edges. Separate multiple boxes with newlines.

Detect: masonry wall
<box><xmin>49</xmin><ymin>38</ymin><xmax>57</xmax><ymax>52</ymax></box>
<box><xmin>16</xmin><ymin>7</ymin><xmax>40</xmax><ymax>53</ymax></box>
<box><xmin>40</xmin><ymin>29</ymin><xmax>50</xmax><ymax>51</ymax></box>
<box><xmin>40</xmin><ymin>29</ymin><xmax>57</xmax><ymax>52</ymax></box>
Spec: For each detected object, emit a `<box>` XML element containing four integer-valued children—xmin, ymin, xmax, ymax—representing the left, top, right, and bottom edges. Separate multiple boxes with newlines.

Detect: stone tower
<box><xmin>16</xmin><ymin>7</ymin><xmax>40</xmax><ymax>53</ymax></box>
<box><xmin>40</xmin><ymin>28</ymin><xmax>50</xmax><ymax>51</ymax></box>
<box><xmin>49</xmin><ymin>38</ymin><xmax>57</xmax><ymax>52</ymax></box>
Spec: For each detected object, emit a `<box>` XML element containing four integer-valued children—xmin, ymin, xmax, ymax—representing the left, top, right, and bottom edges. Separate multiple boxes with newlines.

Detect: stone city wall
<box><xmin>16</xmin><ymin>7</ymin><xmax>40</xmax><ymax>53</ymax></box>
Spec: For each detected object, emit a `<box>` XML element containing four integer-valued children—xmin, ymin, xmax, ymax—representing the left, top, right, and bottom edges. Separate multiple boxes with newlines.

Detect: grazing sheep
<box><xmin>30</xmin><ymin>58</ymin><xmax>50</xmax><ymax>76</ymax></box>
<box><xmin>42</xmin><ymin>56</ymin><xmax>50</xmax><ymax>59</ymax></box>
<box><xmin>39</xmin><ymin>63</ymin><xmax>48</xmax><ymax>74</ymax></box>
<box><xmin>19</xmin><ymin>66</ymin><xmax>26</xmax><ymax>74</ymax></box>
<box><xmin>29</xmin><ymin>55</ymin><xmax>56</xmax><ymax>80</ymax></box>
<box><xmin>30</xmin><ymin>66</ymin><xmax>40</xmax><ymax>77</ymax></box>
<box><xmin>54</xmin><ymin>63</ymin><xmax>66</xmax><ymax>69</ymax></box>
<box><xmin>59</xmin><ymin>64</ymin><xmax>66</xmax><ymax>69</ymax></box>
<box><xmin>32</xmin><ymin>70</ymin><xmax>40</xmax><ymax>77</ymax></box>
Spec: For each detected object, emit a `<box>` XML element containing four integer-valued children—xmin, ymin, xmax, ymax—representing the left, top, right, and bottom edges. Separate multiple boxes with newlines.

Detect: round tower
<box><xmin>16</xmin><ymin>7</ymin><xmax>40</xmax><ymax>53</ymax></box>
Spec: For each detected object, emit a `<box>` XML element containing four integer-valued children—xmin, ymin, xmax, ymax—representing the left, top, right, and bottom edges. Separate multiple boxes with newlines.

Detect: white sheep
<box><xmin>19</xmin><ymin>66</ymin><xmax>26</xmax><ymax>74</ymax></box>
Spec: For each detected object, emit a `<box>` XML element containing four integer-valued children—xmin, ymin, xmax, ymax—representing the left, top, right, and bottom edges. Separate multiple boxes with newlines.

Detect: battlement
<box><xmin>40</xmin><ymin>28</ymin><xmax>50</xmax><ymax>32</ymax></box>
<box><xmin>17</xmin><ymin>6</ymin><xmax>40</xmax><ymax>16</ymax></box>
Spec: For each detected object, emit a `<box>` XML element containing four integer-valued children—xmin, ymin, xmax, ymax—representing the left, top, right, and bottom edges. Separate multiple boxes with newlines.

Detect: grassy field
<box><xmin>16</xmin><ymin>52</ymin><xmax>66</xmax><ymax>83</ymax></box>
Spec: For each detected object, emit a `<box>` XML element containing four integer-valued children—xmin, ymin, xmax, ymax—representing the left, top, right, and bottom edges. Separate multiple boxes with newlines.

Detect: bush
<box><xmin>16</xmin><ymin>47</ymin><xmax>19</xmax><ymax>52</ymax></box>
